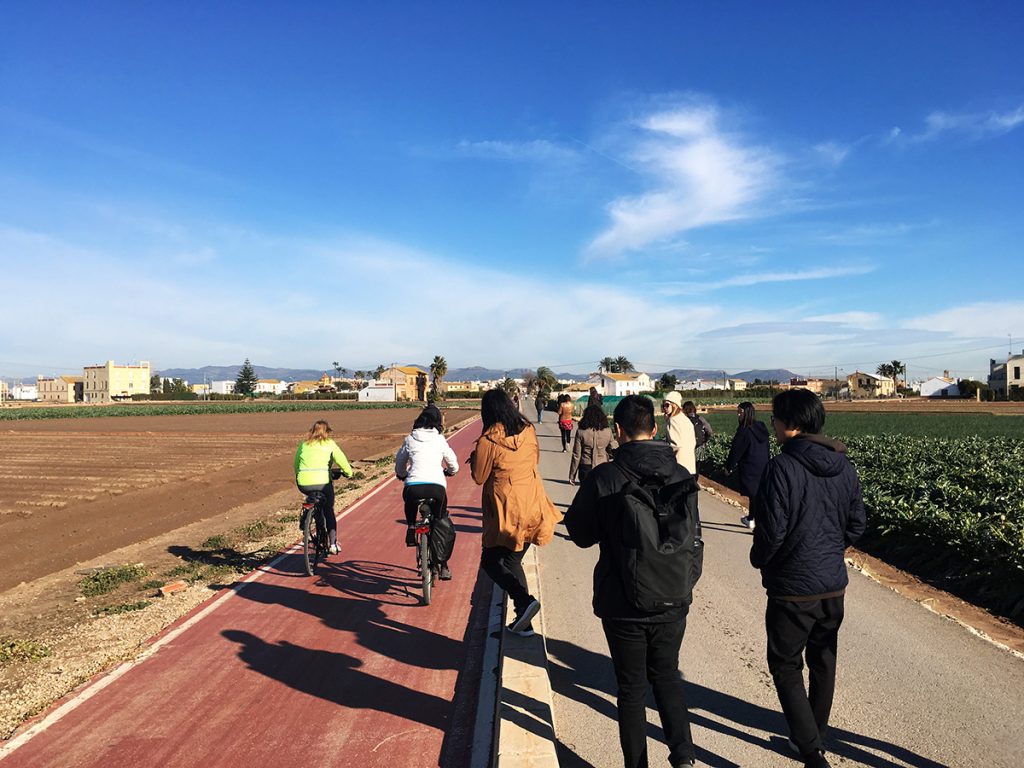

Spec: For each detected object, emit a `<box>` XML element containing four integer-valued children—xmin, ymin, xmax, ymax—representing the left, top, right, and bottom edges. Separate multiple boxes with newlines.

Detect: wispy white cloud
<box><xmin>456</xmin><ymin>138</ymin><xmax>579</xmax><ymax>163</ymax></box>
<box><xmin>813</xmin><ymin>141</ymin><xmax>851</xmax><ymax>166</ymax></box>
<box><xmin>903</xmin><ymin>301</ymin><xmax>1024</xmax><ymax>339</ymax></box>
<box><xmin>658</xmin><ymin>265</ymin><xmax>874</xmax><ymax>295</ymax></box>
<box><xmin>804</xmin><ymin>311</ymin><xmax>883</xmax><ymax>328</ymax></box>
<box><xmin>890</xmin><ymin>105</ymin><xmax>1024</xmax><ymax>143</ymax></box>
<box><xmin>586</xmin><ymin>99</ymin><xmax>782</xmax><ymax>258</ymax></box>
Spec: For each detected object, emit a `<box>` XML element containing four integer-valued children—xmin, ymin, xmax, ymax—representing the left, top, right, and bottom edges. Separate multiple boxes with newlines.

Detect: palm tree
<box><xmin>498</xmin><ymin>377</ymin><xmax>518</xmax><ymax>396</ymax></box>
<box><xmin>521</xmin><ymin>372</ymin><xmax>538</xmax><ymax>394</ymax></box>
<box><xmin>614</xmin><ymin>356</ymin><xmax>635</xmax><ymax>373</ymax></box>
<box><xmin>332</xmin><ymin>361</ymin><xmax>348</xmax><ymax>379</ymax></box>
<box><xmin>890</xmin><ymin>360</ymin><xmax>906</xmax><ymax>393</ymax></box>
<box><xmin>535</xmin><ymin>366</ymin><xmax>558</xmax><ymax>395</ymax></box>
<box><xmin>876</xmin><ymin>363</ymin><xmax>894</xmax><ymax>396</ymax></box>
<box><xmin>599</xmin><ymin>357</ymin><xmax>616</xmax><ymax>373</ymax></box>
<box><xmin>373</xmin><ymin>364</ymin><xmax>386</xmax><ymax>380</ymax></box>
<box><xmin>430</xmin><ymin>355</ymin><xmax>448</xmax><ymax>398</ymax></box>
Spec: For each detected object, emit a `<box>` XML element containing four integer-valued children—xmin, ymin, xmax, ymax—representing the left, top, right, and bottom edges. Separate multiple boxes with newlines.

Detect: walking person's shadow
<box><xmin>544</xmin><ymin>637</ymin><xmax>946</xmax><ymax>768</ymax></box>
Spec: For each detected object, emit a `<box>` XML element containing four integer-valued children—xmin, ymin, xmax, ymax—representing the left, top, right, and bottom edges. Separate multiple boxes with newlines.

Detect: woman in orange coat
<box><xmin>471</xmin><ymin>389</ymin><xmax>561</xmax><ymax>636</ymax></box>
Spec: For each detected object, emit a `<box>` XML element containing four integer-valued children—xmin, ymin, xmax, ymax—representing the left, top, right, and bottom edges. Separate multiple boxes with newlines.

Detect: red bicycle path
<box><xmin>1</xmin><ymin>422</ymin><xmax>489</xmax><ymax>768</ymax></box>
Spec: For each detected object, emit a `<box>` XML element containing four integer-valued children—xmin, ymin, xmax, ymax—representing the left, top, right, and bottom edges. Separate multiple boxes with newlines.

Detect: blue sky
<box><xmin>1</xmin><ymin>2</ymin><xmax>1022</xmax><ymax>381</ymax></box>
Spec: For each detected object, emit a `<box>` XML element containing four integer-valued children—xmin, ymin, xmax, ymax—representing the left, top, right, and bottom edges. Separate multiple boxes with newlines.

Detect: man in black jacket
<box><xmin>751</xmin><ymin>389</ymin><xmax>866</xmax><ymax>768</ymax></box>
<box><xmin>566</xmin><ymin>395</ymin><xmax>700</xmax><ymax>768</ymax></box>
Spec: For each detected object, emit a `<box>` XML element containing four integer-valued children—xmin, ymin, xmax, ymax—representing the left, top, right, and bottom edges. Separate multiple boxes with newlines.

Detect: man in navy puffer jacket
<box><xmin>750</xmin><ymin>389</ymin><xmax>866</xmax><ymax>768</ymax></box>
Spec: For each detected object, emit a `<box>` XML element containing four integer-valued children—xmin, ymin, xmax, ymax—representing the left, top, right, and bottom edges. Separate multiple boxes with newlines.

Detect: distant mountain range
<box><xmin>155</xmin><ymin>364</ymin><xmax>797</xmax><ymax>385</ymax></box>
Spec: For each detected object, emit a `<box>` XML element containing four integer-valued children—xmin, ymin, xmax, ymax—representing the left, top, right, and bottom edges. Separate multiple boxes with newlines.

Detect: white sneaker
<box><xmin>328</xmin><ymin>542</ymin><xmax>340</xmax><ymax>555</ymax></box>
<box><xmin>740</xmin><ymin>516</ymin><xmax>755</xmax><ymax>530</ymax></box>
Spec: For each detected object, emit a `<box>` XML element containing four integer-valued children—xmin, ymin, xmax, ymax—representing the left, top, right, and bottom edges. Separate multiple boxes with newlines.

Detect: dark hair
<box><xmin>412</xmin><ymin>406</ymin><xmax>443</xmax><ymax>432</ymax></box>
<box><xmin>578</xmin><ymin>404</ymin><xmax>609</xmax><ymax>431</ymax></box>
<box><xmin>772</xmin><ymin>389</ymin><xmax>826</xmax><ymax>434</ymax></box>
<box><xmin>737</xmin><ymin>401</ymin><xmax>758</xmax><ymax>428</ymax></box>
<box><xmin>682</xmin><ymin>400</ymin><xmax>696</xmax><ymax>415</ymax></box>
<box><xmin>613</xmin><ymin>395</ymin><xmax>655</xmax><ymax>439</ymax></box>
<box><xmin>481</xmin><ymin>389</ymin><xmax>529</xmax><ymax>437</ymax></box>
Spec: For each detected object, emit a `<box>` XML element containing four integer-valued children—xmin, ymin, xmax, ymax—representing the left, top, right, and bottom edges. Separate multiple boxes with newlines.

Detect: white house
<box><xmin>210</xmin><ymin>380</ymin><xmax>236</xmax><ymax>395</ymax></box>
<box><xmin>920</xmin><ymin>377</ymin><xmax>960</xmax><ymax>398</ymax></box>
<box><xmin>255</xmin><ymin>379</ymin><xmax>288</xmax><ymax>396</ymax></box>
<box><xmin>588</xmin><ymin>371</ymin><xmax>653</xmax><ymax>397</ymax></box>
<box><xmin>358</xmin><ymin>382</ymin><xmax>396</xmax><ymax>402</ymax></box>
<box><xmin>12</xmin><ymin>384</ymin><xmax>38</xmax><ymax>401</ymax></box>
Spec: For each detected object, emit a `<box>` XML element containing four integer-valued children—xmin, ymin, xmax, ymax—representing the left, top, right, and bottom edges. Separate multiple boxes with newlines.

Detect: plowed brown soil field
<box><xmin>0</xmin><ymin>408</ymin><xmax>476</xmax><ymax>592</ymax></box>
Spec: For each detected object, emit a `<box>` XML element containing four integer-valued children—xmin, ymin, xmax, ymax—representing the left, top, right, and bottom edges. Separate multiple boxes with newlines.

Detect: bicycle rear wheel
<box><xmin>419</xmin><ymin>530</ymin><xmax>432</xmax><ymax>605</ymax></box>
<box><xmin>302</xmin><ymin>507</ymin><xmax>319</xmax><ymax>576</ymax></box>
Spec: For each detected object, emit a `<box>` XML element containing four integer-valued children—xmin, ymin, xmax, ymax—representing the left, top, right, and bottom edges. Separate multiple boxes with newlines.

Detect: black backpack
<box><xmin>612</xmin><ymin>463</ymin><xmax>704</xmax><ymax>611</ymax></box>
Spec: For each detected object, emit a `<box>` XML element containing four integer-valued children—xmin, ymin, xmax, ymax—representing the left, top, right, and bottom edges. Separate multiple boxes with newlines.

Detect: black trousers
<box><xmin>402</xmin><ymin>483</ymin><xmax>448</xmax><ymax>525</ymax></box>
<box><xmin>602</xmin><ymin>616</ymin><xmax>695</xmax><ymax>768</ymax></box>
<box><xmin>480</xmin><ymin>544</ymin><xmax>533</xmax><ymax>615</ymax></box>
<box><xmin>560</xmin><ymin>424</ymin><xmax>572</xmax><ymax>450</ymax></box>
<box><xmin>766</xmin><ymin>595</ymin><xmax>845</xmax><ymax>755</ymax></box>
<box><xmin>297</xmin><ymin>482</ymin><xmax>337</xmax><ymax>534</ymax></box>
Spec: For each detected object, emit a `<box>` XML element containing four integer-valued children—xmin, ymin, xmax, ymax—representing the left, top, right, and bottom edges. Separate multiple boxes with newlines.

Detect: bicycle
<box><xmin>300</xmin><ymin>491</ymin><xmax>330</xmax><ymax>576</ymax></box>
<box><xmin>412</xmin><ymin>498</ymin><xmax>438</xmax><ymax>605</ymax></box>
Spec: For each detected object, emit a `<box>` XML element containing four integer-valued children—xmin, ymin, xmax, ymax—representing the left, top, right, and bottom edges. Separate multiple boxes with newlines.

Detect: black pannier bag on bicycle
<box><xmin>612</xmin><ymin>463</ymin><xmax>703</xmax><ymax>612</ymax></box>
<box><xmin>429</xmin><ymin>515</ymin><xmax>456</xmax><ymax>564</ymax></box>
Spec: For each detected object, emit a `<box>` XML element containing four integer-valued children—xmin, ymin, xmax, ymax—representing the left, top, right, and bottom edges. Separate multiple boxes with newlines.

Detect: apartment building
<box><xmin>988</xmin><ymin>351</ymin><xmax>1024</xmax><ymax>398</ymax></box>
<box><xmin>380</xmin><ymin>366</ymin><xmax>429</xmax><ymax>401</ymax></box>
<box><xmin>82</xmin><ymin>361</ymin><xmax>151</xmax><ymax>403</ymax></box>
<box><xmin>37</xmin><ymin>375</ymin><xmax>83</xmax><ymax>403</ymax></box>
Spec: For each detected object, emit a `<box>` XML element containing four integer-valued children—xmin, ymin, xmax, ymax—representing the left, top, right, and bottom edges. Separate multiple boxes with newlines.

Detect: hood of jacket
<box><xmin>747</xmin><ymin>421</ymin><xmax>770</xmax><ymax>443</ymax></box>
<box><xmin>483</xmin><ymin>423</ymin><xmax>530</xmax><ymax>451</ymax></box>
<box><xmin>614</xmin><ymin>439</ymin><xmax>680</xmax><ymax>484</ymax></box>
<box><xmin>411</xmin><ymin>427</ymin><xmax>441</xmax><ymax>443</ymax></box>
<box><xmin>781</xmin><ymin>433</ymin><xmax>849</xmax><ymax>478</ymax></box>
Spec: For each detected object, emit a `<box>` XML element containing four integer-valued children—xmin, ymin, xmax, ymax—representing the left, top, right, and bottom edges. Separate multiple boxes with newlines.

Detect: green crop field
<box><xmin>703</xmin><ymin>411</ymin><xmax>1024</xmax><ymax>440</ymax></box>
<box><xmin>700</xmin><ymin>412</ymin><xmax>1024</xmax><ymax>619</ymax></box>
<box><xmin>0</xmin><ymin>400</ymin><xmax>437</xmax><ymax>422</ymax></box>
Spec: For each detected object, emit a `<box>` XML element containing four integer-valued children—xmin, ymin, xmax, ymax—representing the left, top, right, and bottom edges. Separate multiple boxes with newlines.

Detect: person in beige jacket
<box><xmin>471</xmin><ymin>389</ymin><xmax>561</xmax><ymax>636</ymax></box>
<box><xmin>569</xmin><ymin>404</ymin><xmax>616</xmax><ymax>485</ymax></box>
<box><xmin>662</xmin><ymin>390</ymin><xmax>697</xmax><ymax>475</ymax></box>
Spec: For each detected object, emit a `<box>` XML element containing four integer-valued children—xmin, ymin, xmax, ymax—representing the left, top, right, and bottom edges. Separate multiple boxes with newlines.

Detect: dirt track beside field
<box><xmin>0</xmin><ymin>408</ymin><xmax>477</xmax><ymax>592</ymax></box>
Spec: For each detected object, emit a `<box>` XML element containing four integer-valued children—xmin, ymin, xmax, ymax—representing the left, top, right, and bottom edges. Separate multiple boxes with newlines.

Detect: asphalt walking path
<box><xmin>0</xmin><ymin>423</ymin><xmax>489</xmax><ymax>768</ymax></box>
<box><xmin>530</xmin><ymin>417</ymin><xmax>1024</xmax><ymax>768</ymax></box>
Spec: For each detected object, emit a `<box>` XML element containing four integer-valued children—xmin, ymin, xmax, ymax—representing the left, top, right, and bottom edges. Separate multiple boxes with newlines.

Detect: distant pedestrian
<box><xmin>566</xmin><ymin>395</ymin><xmax>703</xmax><ymax>768</ymax></box>
<box><xmin>534</xmin><ymin>391</ymin><xmax>545</xmax><ymax>423</ymax></box>
<box><xmin>661</xmin><ymin>391</ymin><xmax>696</xmax><ymax>475</ymax></box>
<box><xmin>589</xmin><ymin>386</ymin><xmax>603</xmax><ymax>410</ymax></box>
<box><xmin>750</xmin><ymin>389</ymin><xmax>866</xmax><ymax>768</ymax></box>
<box><xmin>557</xmin><ymin>394</ymin><xmax>574</xmax><ymax>452</ymax></box>
<box><xmin>683</xmin><ymin>401</ymin><xmax>713</xmax><ymax>472</ymax></box>
<box><xmin>725</xmin><ymin>401</ymin><xmax>770</xmax><ymax>530</ymax></box>
<box><xmin>471</xmin><ymin>389</ymin><xmax>561</xmax><ymax>637</ymax></box>
<box><xmin>569</xmin><ymin>404</ymin><xmax>615</xmax><ymax>485</ymax></box>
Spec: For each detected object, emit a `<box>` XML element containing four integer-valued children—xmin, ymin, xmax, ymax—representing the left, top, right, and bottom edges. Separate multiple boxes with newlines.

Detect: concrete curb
<box><xmin>495</xmin><ymin>546</ymin><xmax>560</xmax><ymax>767</ymax></box>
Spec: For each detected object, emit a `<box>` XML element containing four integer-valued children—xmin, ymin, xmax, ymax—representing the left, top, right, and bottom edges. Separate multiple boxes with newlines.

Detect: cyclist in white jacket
<box><xmin>395</xmin><ymin>406</ymin><xmax>459</xmax><ymax>579</ymax></box>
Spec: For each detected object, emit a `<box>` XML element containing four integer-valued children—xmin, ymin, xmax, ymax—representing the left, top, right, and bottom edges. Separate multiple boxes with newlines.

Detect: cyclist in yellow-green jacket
<box><xmin>294</xmin><ymin>420</ymin><xmax>354</xmax><ymax>554</ymax></box>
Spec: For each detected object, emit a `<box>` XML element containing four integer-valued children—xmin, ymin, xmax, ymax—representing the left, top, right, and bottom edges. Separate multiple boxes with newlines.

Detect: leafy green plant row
<box><xmin>703</xmin><ymin>411</ymin><xmax>1024</xmax><ymax>440</ymax></box>
<box><xmin>702</xmin><ymin>433</ymin><xmax>1024</xmax><ymax>571</ymax></box>
<box><xmin>0</xmin><ymin>400</ymin><xmax>434</xmax><ymax>422</ymax></box>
